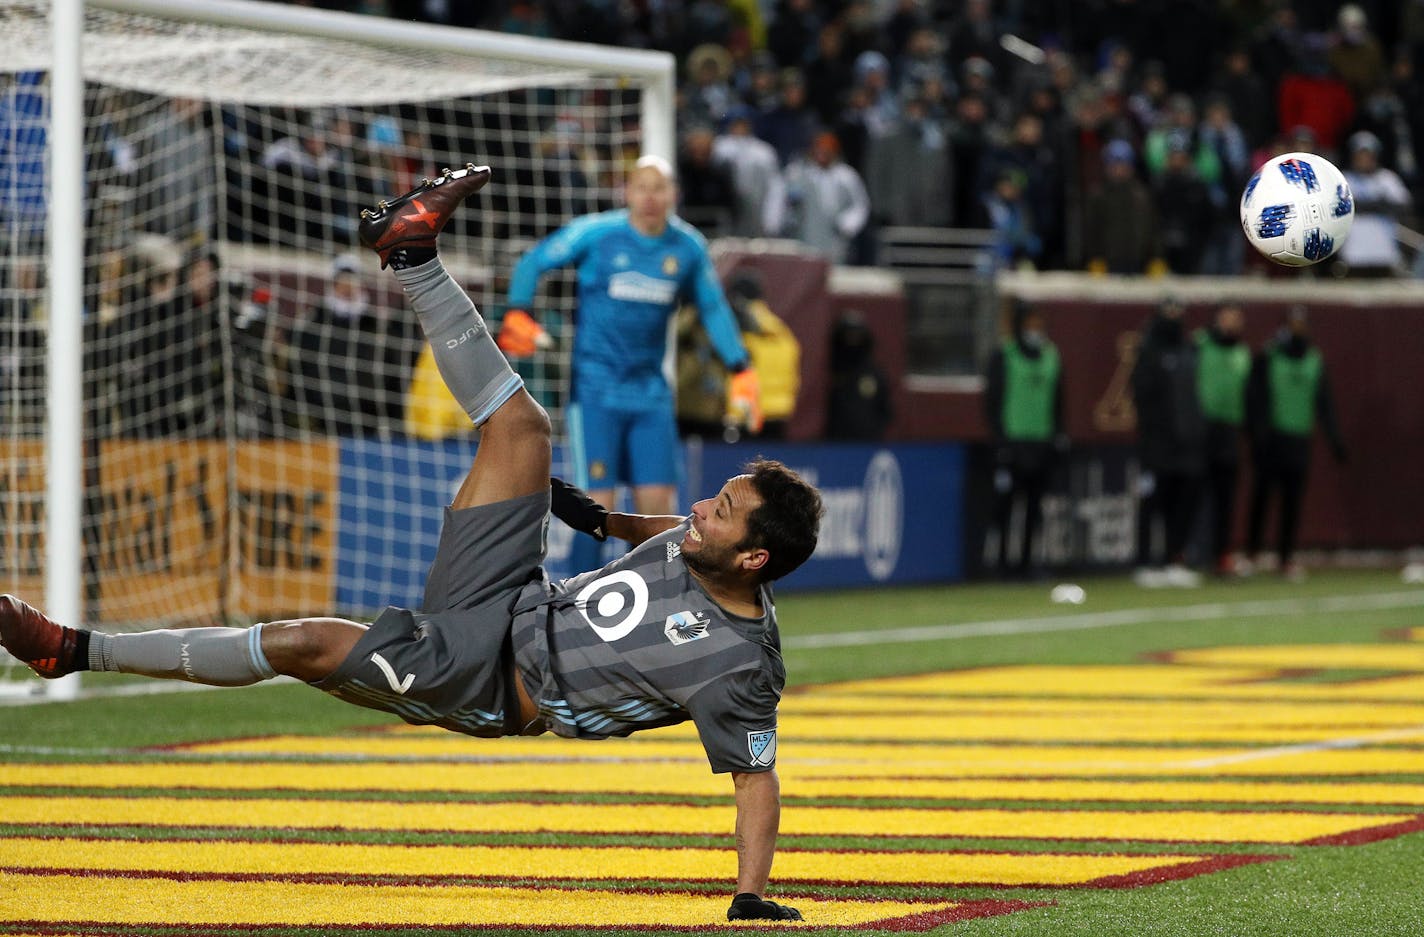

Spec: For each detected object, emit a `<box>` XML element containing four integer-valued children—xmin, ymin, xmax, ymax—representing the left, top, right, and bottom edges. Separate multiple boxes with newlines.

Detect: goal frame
<box><xmin>19</xmin><ymin>0</ymin><xmax>675</xmax><ymax>698</ymax></box>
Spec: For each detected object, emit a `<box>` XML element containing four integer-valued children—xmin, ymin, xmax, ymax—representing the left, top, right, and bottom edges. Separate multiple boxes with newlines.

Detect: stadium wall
<box><xmin>705</xmin><ymin>256</ymin><xmax>1422</xmax><ymax>555</ymax></box>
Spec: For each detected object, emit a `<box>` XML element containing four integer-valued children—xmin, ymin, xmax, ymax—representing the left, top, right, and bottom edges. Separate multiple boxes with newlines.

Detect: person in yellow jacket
<box><xmin>404</xmin><ymin>342</ymin><xmax>473</xmax><ymax>440</ymax></box>
<box><xmin>677</xmin><ymin>270</ymin><xmax>800</xmax><ymax>440</ymax></box>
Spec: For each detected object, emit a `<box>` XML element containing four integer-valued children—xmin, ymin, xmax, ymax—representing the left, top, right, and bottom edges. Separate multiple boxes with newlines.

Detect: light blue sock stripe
<box><xmin>567</xmin><ymin>402</ymin><xmax>589</xmax><ymax>489</ymax></box>
<box><xmin>247</xmin><ymin>624</ymin><xmax>277</xmax><ymax>680</ymax></box>
<box><xmin>469</xmin><ymin>373</ymin><xmax>525</xmax><ymax>426</ymax></box>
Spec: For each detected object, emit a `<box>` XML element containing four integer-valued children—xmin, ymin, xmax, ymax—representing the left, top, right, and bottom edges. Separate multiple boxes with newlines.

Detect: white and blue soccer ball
<box><xmin>1240</xmin><ymin>152</ymin><xmax>1354</xmax><ymax>267</ymax></box>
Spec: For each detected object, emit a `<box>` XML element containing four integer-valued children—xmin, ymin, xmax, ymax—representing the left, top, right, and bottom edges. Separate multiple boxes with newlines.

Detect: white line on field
<box><xmin>1171</xmin><ymin>724</ymin><xmax>1424</xmax><ymax>769</ymax></box>
<box><xmin>784</xmin><ymin>590</ymin><xmax>1424</xmax><ymax>650</ymax></box>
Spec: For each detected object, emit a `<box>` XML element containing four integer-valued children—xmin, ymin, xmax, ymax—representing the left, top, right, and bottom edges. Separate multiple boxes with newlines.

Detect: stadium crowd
<box><xmin>272</xmin><ymin>0</ymin><xmax>1423</xmax><ymax>275</ymax></box>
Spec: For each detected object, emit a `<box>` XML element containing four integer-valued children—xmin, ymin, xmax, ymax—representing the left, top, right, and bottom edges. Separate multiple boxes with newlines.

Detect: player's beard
<box><xmin>682</xmin><ymin>537</ymin><xmax>741</xmax><ymax>580</ymax></box>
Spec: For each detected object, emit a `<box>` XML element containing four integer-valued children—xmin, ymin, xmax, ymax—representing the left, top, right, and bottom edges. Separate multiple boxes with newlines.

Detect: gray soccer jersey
<box><xmin>511</xmin><ymin>520</ymin><xmax>784</xmax><ymax>774</ymax></box>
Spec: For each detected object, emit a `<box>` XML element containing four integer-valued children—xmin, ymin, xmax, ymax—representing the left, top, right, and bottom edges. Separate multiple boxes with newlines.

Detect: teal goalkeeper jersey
<box><xmin>506</xmin><ymin>210</ymin><xmax>748</xmax><ymax>410</ymax></box>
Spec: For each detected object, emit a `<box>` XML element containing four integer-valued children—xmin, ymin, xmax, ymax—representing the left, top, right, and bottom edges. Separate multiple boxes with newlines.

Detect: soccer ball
<box><xmin>1240</xmin><ymin>152</ymin><xmax>1353</xmax><ymax>267</ymax></box>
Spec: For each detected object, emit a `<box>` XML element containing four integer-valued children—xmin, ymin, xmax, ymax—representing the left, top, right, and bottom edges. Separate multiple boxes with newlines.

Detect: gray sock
<box><xmin>89</xmin><ymin>625</ymin><xmax>278</xmax><ymax>687</ymax></box>
<box><xmin>394</xmin><ymin>259</ymin><xmax>524</xmax><ymax>426</ymax></box>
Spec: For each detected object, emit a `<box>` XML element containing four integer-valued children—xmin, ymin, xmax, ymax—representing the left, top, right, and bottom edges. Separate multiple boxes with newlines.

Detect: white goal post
<box><xmin>0</xmin><ymin>0</ymin><xmax>673</xmax><ymax>696</ymax></box>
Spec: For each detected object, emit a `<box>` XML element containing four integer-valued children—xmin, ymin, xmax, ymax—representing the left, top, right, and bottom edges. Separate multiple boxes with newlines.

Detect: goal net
<box><xmin>0</xmin><ymin>0</ymin><xmax>671</xmax><ymax>693</ymax></box>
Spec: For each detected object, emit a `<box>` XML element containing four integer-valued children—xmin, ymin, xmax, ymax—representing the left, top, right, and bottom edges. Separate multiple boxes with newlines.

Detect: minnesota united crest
<box><xmin>664</xmin><ymin>610</ymin><xmax>710</xmax><ymax>645</ymax></box>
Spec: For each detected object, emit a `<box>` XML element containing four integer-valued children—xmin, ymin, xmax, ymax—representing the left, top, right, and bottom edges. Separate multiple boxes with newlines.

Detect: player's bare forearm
<box><xmin>732</xmin><ymin>769</ymin><xmax>781</xmax><ymax>896</ymax></box>
<box><xmin>605</xmin><ymin>512</ymin><xmax>685</xmax><ymax>545</ymax></box>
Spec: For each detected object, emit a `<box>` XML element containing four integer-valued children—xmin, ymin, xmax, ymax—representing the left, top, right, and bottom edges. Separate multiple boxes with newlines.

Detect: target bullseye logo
<box><xmin>576</xmin><ymin>570</ymin><xmax>650</xmax><ymax>642</ymax></box>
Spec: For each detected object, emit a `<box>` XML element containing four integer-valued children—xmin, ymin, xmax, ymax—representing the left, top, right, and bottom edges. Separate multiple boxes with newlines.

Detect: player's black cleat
<box><xmin>0</xmin><ymin>594</ymin><xmax>83</xmax><ymax>679</ymax></box>
<box><xmin>727</xmin><ymin>894</ymin><xmax>803</xmax><ymax>921</ymax></box>
<box><xmin>358</xmin><ymin>163</ymin><xmax>492</xmax><ymax>268</ymax></box>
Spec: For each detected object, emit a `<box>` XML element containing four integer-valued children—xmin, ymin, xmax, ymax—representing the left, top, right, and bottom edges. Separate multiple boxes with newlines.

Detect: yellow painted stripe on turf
<box><xmin>183</xmin><ymin>711</ymin><xmax>1424</xmax><ymax>746</ymax></box>
<box><xmin>824</xmin><ymin>666</ymin><xmax>1424</xmax><ymax>701</ymax></box>
<box><xmin>1169</xmin><ymin>645</ymin><xmax>1424</xmax><ymax>671</ymax></box>
<box><xmin>6</xmin><ymin>745</ymin><xmax>1424</xmax><ymax>797</ymax></box>
<box><xmin>0</xmin><ymin>873</ymin><xmax>950</xmax><ymax>928</ymax></box>
<box><xmin>0</xmin><ymin>836</ymin><xmax>1203</xmax><ymax>886</ymax></box>
<box><xmin>2</xmin><ymin>796</ymin><xmax>1409</xmax><ymax>845</ymax></box>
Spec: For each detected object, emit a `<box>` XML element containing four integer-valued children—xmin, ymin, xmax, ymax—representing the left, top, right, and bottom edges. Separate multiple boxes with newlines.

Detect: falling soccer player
<box><xmin>1</xmin><ymin>164</ymin><xmax>821</xmax><ymax>923</ymax></box>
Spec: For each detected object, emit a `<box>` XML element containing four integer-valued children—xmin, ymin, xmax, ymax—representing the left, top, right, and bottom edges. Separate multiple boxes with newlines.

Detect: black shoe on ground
<box><xmin>358</xmin><ymin>163</ymin><xmax>491</xmax><ymax>268</ymax></box>
<box><xmin>0</xmin><ymin>594</ymin><xmax>82</xmax><ymax>679</ymax></box>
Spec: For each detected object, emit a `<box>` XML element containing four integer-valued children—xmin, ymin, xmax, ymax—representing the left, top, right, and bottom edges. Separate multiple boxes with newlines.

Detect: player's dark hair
<box><xmin>739</xmin><ymin>458</ymin><xmax>823</xmax><ymax>583</ymax></box>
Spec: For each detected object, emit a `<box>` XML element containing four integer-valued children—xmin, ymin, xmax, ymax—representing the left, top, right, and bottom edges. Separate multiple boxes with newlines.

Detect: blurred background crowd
<box><xmin>274</xmin><ymin>0</ymin><xmax>1424</xmax><ymax>276</ymax></box>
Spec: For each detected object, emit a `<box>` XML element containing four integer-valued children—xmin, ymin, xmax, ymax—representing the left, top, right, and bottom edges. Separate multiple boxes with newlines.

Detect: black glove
<box><xmin>727</xmin><ymin>893</ymin><xmax>803</xmax><ymax>921</ymax></box>
<box><xmin>550</xmin><ymin>477</ymin><xmax>608</xmax><ymax>542</ymax></box>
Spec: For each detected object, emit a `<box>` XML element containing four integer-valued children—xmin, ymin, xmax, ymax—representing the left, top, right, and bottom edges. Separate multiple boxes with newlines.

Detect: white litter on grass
<box><xmin>1050</xmin><ymin>583</ymin><xmax>1086</xmax><ymax>605</ymax></box>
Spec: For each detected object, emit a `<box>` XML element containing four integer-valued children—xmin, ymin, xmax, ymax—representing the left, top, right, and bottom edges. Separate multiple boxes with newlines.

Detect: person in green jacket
<box><xmin>983</xmin><ymin>301</ymin><xmax>1066</xmax><ymax>578</ymax></box>
<box><xmin>1196</xmin><ymin>304</ymin><xmax>1252</xmax><ymax>575</ymax></box>
<box><xmin>1245</xmin><ymin>306</ymin><xmax>1348</xmax><ymax>581</ymax></box>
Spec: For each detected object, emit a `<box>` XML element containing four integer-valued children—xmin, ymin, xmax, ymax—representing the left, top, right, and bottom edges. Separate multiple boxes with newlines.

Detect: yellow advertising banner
<box><xmin>0</xmin><ymin>439</ymin><xmax>336</xmax><ymax>625</ymax></box>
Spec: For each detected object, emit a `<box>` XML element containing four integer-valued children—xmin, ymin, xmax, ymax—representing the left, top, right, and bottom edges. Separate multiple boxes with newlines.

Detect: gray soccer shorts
<box><xmin>312</xmin><ymin>489</ymin><xmax>550</xmax><ymax>737</ymax></box>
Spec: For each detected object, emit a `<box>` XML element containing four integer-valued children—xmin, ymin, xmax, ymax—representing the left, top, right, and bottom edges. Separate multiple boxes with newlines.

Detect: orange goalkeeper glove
<box><xmin>496</xmin><ymin>309</ymin><xmax>551</xmax><ymax>358</ymax></box>
<box><xmin>726</xmin><ymin>365</ymin><xmax>763</xmax><ymax>435</ymax></box>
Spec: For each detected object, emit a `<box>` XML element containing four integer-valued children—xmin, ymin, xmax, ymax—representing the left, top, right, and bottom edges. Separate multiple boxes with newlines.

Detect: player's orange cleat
<box><xmin>358</xmin><ymin>163</ymin><xmax>492</xmax><ymax>268</ymax></box>
<box><xmin>0</xmin><ymin>594</ymin><xmax>82</xmax><ymax>679</ymax></box>
<box><xmin>496</xmin><ymin>309</ymin><xmax>552</xmax><ymax>358</ymax></box>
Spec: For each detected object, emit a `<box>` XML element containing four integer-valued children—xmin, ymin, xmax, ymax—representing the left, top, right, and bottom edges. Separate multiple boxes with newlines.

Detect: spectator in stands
<box><xmin>1245</xmin><ymin>305</ymin><xmax>1347</xmax><ymax>581</ymax></box>
<box><xmin>1197</xmin><ymin>95</ymin><xmax>1251</xmax><ymax>275</ymax></box>
<box><xmin>740</xmin><ymin>51</ymin><xmax>783</xmax><ymax>115</ymax></box>
<box><xmin>1277</xmin><ymin>33</ymin><xmax>1356</xmax><ymax>154</ymax></box>
<box><xmin>850</xmin><ymin>50</ymin><xmax>901</xmax><ymax>142</ymax></box>
<box><xmin>782</xmin><ymin>131</ymin><xmax>871</xmax><ymax>264</ymax></box>
<box><xmin>1213</xmin><ymin>47</ymin><xmax>1275</xmax><ymax>151</ymax></box>
<box><xmin>260</xmin><ymin>109</ymin><xmax>357</xmax><ymax>244</ymax></box>
<box><xmin>134</xmin><ymin>97</ymin><xmax>216</xmax><ymax>245</ymax></box>
<box><xmin>0</xmin><ymin>72</ymin><xmax>48</xmax><ymax>250</ymax></box>
<box><xmin>983</xmin><ymin>300</ymin><xmax>1065</xmax><ymax>579</ymax></box>
<box><xmin>1083</xmin><ymin>140</ymin><xmax>1165</xmax><ymax>275</ymax></box>
<box><xmin>1131</xmin><ymin>297</ymin><xmax>1205</xmax><ymax>588</ymax></box>
<box><xmin>982</xmin><ymin>168</ymin><xmax>1042</xmax><ymax>271</ymax></box>
<box><xmin>946</xmin><ymin>92</ymin><xmax>993</xmax><ymax>229</ymax></box>
<box><xmin>727</xmin><ymin>270</ymin><xmax>800</xmax><ymax>440</ymax></box>
<box><xmin>677</xmin><ymin>124</ymin><xmax>737</xmax><ymax>235</ymax></box>
<box><xmin>1250</xmin><ymin>3</ymin><xmax>1305</xmax><ymax>94</ymax></box>
<box><xmin>1151</xmin><ymin>132</ymin><xmax>1218</xmax><ymax>275</ymax></box>
<box><xmin>1195</xmin><ymin>303</ymin><xmax>1252</xmax><ymax>576</ymax></box>
<box><xmin>826</xmin><ymin>310</ymin><xmax>892</xmax><ymax>440</ymax></box>
<box><xmin>985</xmin><ymin>113</ymin><xmax>1063</xmax><ymax>262</ymax></box>
<box><xmin>768</xmin><ymin>0</ymin><xmax>822</xmax><ymax>69</ymax></box>
<box><xmin>945</xmin><ymin>0</ymin><xmax>1002</xmax><ymax>75</ymax></box>
<box><xmin>113</xmin><ymin>234</ymin><xmax>186</xmax><ymax>438</ymax></box>
<box><xmin>405</xmin><ymin>341</ymin><xmax>473</xmax><ymax>441</ymax></box>
<box><xmin>176</xmin><ymin>249</ymin><xmax>226</xmax><ymax>435</ymax></box>
<box><xmin>290</xmin><ymin>253</ymin><xmax>390</xmax><ymax>437</ymax></box>
<box><xmin>866</xmin><ymin>90</ymin><xmax>952</xmax><ymax>228</ymax></box>
<box><xmin>895</xmin><ymin>26</ymin><xmax>949</xmax><ymax>101</ymax></box>
<box><xmin>756</xmin><ymin>68</ymin><xmax>818</xmax><ymax>166</ymax></box>
<box><xmin>803</xmin><ymin>21</ymin><xmax>855</xmax><ymax>125</ymax></box>
<box><xmin>1328</xmin><ymin>3</ymin><xmax>1387</xmax><ymax>98</ymax></box>
<box><xmin>676</xmin><ymin>271</ymin><xmax>801</xmax><ymax>441</ymax></box>
<box><xmin>1337</xmin><ymin>130</ymin><xmax>1413</xmax><ymax>277</ymax></box>
<box><xmin>1144</xmin><ymin>95</ymin><xmax>1222</xmax><ymax>187</ymax></box>
<box><xmin>0</xmin><ymin>255</ymin><xmax>46</xmax><ymax>434</ymax></box>
<box><xmin>712</xmin><ymin>106</ymin><xmax>786</xmax><ymax>237</ymax></box>
<box><xmin>682</xmin><ymin>43</ymin><xmax>738</xmax><ymax>129</ymax></box>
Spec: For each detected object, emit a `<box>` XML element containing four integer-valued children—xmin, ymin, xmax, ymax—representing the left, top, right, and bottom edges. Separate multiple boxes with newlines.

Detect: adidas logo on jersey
<box><xmin>666</xmin><ymin>541</ymin><xmax>681</xmax><ymax>562</ymax></box>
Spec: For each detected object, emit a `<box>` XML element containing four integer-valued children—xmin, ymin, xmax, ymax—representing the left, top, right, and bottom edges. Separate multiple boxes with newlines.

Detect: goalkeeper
<box><xmin>497</xmin><ymin>156</ymin><xmax>761</xmax><ymax>573</ymax></box>
<box><xmin>1</xmin><ymin>164</ymin><xmax>815</xmax><ymax>923</ymax></box>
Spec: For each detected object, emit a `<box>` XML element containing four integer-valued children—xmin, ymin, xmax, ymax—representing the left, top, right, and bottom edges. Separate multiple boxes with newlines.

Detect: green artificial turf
<box><xmin>2</xmin><ymin>568</ymin><xmax>1422</xmax><ymax>936</ymax></box>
